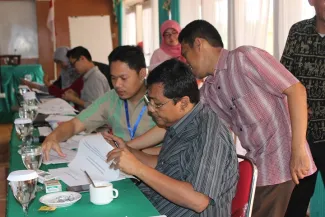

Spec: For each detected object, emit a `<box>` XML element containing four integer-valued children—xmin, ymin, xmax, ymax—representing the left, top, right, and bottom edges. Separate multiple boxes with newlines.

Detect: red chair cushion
<box><xmin>231</xmin><ymin>160</ymin><xmax>253</xmax><ymax>216</ymax></box>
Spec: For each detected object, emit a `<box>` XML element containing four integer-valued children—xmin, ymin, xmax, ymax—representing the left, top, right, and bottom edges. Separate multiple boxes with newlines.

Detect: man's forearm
<box><xmin>128</xmin><ymin>126</ymin><xmax>166</xmax><ymax>149</ymax></box>
<box><xmin>135</xmin><ymin>164</ymin><xmax>209</xmax><ymax>213</ymax></box>
<box><xmin>284</xmin><ymin>82</ymin><xmax>308</xmax><ymax>150</ymax></box>
<box><xmin>47</xmin><ymin>119</ymin><xmax>81</xmax><ymax>143</ymax></box>
<box><xmin>130</xmin><ymin>148</ymin><xmax>158</xmax><ymax>168</ymax></box>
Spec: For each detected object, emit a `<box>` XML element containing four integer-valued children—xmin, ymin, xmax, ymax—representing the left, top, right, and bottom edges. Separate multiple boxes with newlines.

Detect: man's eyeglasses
<box><xmin>144</xmin><ymin>94</ymin><xmax>172</xmax><ymax>109</ymax></box>
<box><xmin>70</xmin><ymin>58</ymin><xmax>80</xmax><ymax>67</ymax></box>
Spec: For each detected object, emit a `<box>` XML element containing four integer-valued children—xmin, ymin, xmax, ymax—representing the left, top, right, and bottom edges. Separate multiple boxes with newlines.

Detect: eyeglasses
<box><xmin>144</xmin><ymin>94</ymin><xmax>172</xmax><ymax>109</ymax></box>
<box><xmin>163</xmin><ymin>31</ymin><xmax>178</xmax><ymax>38</ymax></box>
<box><xmin>70</xmin><ymin>58</ymin><xmax>80</xmax><ymax>67</ymax></box>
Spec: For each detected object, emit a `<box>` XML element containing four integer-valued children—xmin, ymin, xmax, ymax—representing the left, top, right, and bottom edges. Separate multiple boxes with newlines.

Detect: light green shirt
<box><xmin>77</xmin><ymin>89</ymin><xmax>156</xmax><ymax>141</ymax></box>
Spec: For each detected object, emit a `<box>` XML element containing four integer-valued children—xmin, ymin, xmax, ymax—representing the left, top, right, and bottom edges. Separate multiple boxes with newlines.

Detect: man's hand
<box><xmin>290</xmin><ymin>146</ymin><xmax>311</xmax><ymax>184</ymax></box>
<box><xmin>106</xmin><ymin>148</ymin><xmax>143</xmax><ymax>175</ymax></box>
<box><xmin>101</xmin><ymin>132</ymin><xmax>129</xmax><ymax>150</ymax></box>
<box><xmin>41</xmin><ymin>137</ymin><xmax>66</xmax><ymax>161</ymax></box>
<box><xmin>62</xmin><ymin>89</ymin><xmax>79</xmax><ymax>102</ymax></box>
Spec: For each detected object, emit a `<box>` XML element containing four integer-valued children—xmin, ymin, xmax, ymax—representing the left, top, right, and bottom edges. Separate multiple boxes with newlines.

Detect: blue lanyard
<box><xmin>124</xmin><ymin>100</ymin><xmax>147</xmax><ymax>140</ymax></box>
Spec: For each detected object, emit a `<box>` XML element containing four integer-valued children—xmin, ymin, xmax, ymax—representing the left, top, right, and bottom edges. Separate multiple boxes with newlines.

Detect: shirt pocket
<box><xmin>233</xmin><ymin>93</ymin><xmax>266</xmax><ymax>126</ymax></box>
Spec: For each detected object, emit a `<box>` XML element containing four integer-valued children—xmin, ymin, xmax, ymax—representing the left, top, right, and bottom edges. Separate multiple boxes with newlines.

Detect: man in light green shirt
<box><xmin>42</xmin><ymin>46</ymin><xmax>156</xmax><ymax>160</ymax></box>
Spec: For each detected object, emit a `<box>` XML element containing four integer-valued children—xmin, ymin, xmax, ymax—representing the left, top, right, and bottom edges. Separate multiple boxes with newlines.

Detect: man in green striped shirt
<box><xmin>42</xmin><ymin>46</ymin><xmax>156</xmax><ymax>160</ymax></box>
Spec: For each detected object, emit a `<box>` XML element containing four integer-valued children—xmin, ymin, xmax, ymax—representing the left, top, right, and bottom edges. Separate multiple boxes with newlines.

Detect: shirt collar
<box><xmin>83</xmin><ymin>66</ymin><xmax>98</xmax><ymax>81</ymax></box>
<box><xmin>206</xmin><ymin>48</ymin><xmax>229</xmax><ymax>84</ymax></box>
<box><xmin>168</xmin><ymin>102</ymin><xmax>202</xmax><ymax>138</ymax></box>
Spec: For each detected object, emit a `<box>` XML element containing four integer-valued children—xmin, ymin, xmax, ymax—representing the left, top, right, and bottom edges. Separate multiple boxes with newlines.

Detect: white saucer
<box><xmin>39</xmin><ymin>191</ymin><xmax>82</xmax><ymax>208</ymax></box>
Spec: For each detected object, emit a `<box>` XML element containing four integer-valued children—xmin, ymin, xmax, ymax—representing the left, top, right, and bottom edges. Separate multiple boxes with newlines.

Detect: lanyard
<box><xmin>124</xmin><ymin>100</ymin><xmax>147</xmax><ymax>140</ymax></box>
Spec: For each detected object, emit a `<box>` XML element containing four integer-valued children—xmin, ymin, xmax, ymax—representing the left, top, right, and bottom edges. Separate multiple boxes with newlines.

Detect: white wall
<box><xmin>0</xmin><ymin>0</ymin><xmax>39</xmax><ymax>58</ymax></box>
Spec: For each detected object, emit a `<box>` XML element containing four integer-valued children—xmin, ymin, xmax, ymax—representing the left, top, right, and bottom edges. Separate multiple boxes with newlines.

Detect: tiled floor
<box><xmin>0</xmin><ymin>123</ymin><xmax>12</xmax><ymax>217</ymax></box>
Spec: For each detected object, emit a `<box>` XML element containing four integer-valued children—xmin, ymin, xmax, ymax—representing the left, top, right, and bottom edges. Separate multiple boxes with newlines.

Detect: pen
<box><xmin>113</xmin><ymin>140</ymin><xmax>119</xmax><ymax>148</ymax></box>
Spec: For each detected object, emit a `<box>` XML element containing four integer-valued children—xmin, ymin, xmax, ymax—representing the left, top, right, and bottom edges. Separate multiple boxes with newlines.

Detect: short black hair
<box><xmin>66</xmin><ymin>46</ymin><xmax>92</xmax><ymax>61</ymax></box>
<box><xmin>147</xmin><ymin>59</ymin><xmax>200</xmax><ymax>104</ymax></box>
<box><xmin>108</xmin><ymin>45</ymin><xmax>146</xmax><ymax>73</ymax></box>
<box><xmin>178</xmin><ymin>20</ymin><xmax>224</xmax><ymax>48</ymax></box>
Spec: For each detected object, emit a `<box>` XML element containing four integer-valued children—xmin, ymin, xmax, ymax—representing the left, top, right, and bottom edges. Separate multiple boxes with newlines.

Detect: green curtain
<box><xmin>159</xmin><ymin>0</ymin><xmax>169</xmax><ymax>43</ymax></box>
<box><xmin>113</xmin><ymin>0</ymin><xmax>123</xmax><ymax>46</ymax></box>
<box><xmin>170</xmin><ymin>0</ymin><xmax>180</xmax><ymax>23</ymax></box>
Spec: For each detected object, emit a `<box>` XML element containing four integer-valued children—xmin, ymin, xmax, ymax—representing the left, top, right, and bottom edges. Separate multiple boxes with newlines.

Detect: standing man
<box><xmin>178</xmin><ymin>20</ymin><xmax>316</xmax><ymax>217</ymax></box>
<box><xmin>281</xmin><ymin>1</ymin><xmax>325</xmax><ymax>216</ymax></box>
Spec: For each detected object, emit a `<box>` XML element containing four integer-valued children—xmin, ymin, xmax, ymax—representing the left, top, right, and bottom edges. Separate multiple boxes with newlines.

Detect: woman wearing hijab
<box><xmin>21</xmin><ymin>46</ymin><xmax>82</xmax><ymax>97</ymax></box>
<box><xmin>149</xmin><ymin>20</ymin><xmax>186</xmax><ymax>71</ymax></box>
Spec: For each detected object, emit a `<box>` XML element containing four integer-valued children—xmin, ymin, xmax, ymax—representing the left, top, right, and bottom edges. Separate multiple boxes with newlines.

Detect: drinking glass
<box><xmin>7</xmin><ymin>170</ymin><xmax>38</xmax><ymax>217</ymax></box>
<box><xmin>21</xmin><ymin>145</ymin><xmax>43</xmax><ymax>170</ymax></box>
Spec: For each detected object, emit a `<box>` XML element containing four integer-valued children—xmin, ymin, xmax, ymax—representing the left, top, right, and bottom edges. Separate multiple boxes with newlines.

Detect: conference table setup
<box><xmin>5</xmin><ymin>80</ymin><xmax>160</xmax><ymax>217</ymax></box>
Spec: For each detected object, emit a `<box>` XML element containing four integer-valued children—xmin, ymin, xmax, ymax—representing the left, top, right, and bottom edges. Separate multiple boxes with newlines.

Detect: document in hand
<box><xmin>68</xmin><ymin>134</ymin><xmax>119</xmax><ymax>181</ymax></box>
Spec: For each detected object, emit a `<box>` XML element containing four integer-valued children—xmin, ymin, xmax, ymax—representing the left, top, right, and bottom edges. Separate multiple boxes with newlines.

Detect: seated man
<box><xmin>42</xmin><ymin>46</ymin><xmax>156</xmax><ymax>160</ymax></box>
<box><xmin>107</xmin><ymin>59</ymin><xmax>239</xmax><ymax>217</ymax></box>
<box><xmin>62</xmin><ymin>46</ymin><xmax>110</xmax><ymax>109</ymax></box>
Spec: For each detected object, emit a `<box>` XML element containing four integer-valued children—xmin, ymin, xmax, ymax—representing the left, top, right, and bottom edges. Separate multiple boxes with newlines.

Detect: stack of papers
<box><xmin>43</xmin><ymin>147</ymin><xmax>77</xmax><ymax>165</ymax></box>
<box><xmin>37</xmin><ymin>98</ymin><xmax>76</xmax><ymax>115</ymax></box>
<box><xmin>38</xmin><ymin>127</ymin><xmax>52</xmax><ymax>136</ymax></box>
<box><xmin>48</xmin><ymin>134</ymin><xmax>121</xmax><ymax>186</ymax></box>
<box><xmin>45</xmin><ymin>115</ymin><xmax>75</xmax><ymax>123</ymax></box>
<box><xmin>32</xmin><ymin>88</ymin><xmax>49</xmax><ymax>95</ymax></box>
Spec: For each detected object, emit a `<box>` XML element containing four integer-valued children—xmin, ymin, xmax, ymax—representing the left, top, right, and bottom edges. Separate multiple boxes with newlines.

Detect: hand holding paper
<box><xmin>102</xmin><ymin>132</ymin><xmax>129</xmax><ymax>150</ymax></box>
<box><xmin>107</xmin><ymin>148</ymin><xmax>143</xmax><ymax>176</ymax></box>
<box><xmin>68</xmin><ymin>134</ymin><xmax>119</xmax><ymax>181</ymax></box>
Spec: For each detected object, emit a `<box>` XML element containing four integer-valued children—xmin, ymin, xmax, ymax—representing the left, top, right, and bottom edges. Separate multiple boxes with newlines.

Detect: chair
<box><xmin>231</xmin><ymin>155</ymin><xmax>258</xmax><ymax>217</ymax></box>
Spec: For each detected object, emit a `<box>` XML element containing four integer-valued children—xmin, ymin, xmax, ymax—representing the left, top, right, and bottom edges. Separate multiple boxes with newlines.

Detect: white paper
<box><xmin>40</xmin><ymin>98</ymin><xmax>54</xmax><ymax>104</ymax></box>
<box><xmin>68</xmin><ymin>134</ymin><xmax>119</xmax><ymax>181</ymax></box>
<box><xmin>48</xmin><ymin>168</ymin><xmax>132</xmax><ymax>187</ymax></box>
<box><xmin>45</xmin><ymin>115</ymin><xmax>75</xmax><ymax>123</ymax></box>
<box><xmin>32</xmin><ymin>88</ymin><xmax>49</xmax><ymax>95</ymax></box>
<box><xmin>37</xmin><ymin>98</ymin><xmax>76</xmax><ymax>115</ymax></box>
<box><xmin>60</xmin><ymin>140</ymin><xmax>79</xmax><ymax>150</ymax></box>
<box><xmin>43</xmin><ymin>147</ymin><xmax>77</xmax><ymax>165</ymax></box>
<box><xmin>48</xmin><ymin>134</ymin><xmax>120</xmax><ymax>186</ymax></box>
<box><xmin>38</xmin><ymin>126</ymin><xmax>52</xmax><ymax>136</ymax></box>
<box><xmin>48</xmin><ymin>167</ymin><xmax>89</xmax><ymax>186</ymax></box>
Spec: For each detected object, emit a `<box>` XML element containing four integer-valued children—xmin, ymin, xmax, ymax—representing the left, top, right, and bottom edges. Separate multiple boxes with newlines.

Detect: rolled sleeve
<box><xmin>77</xmin><ymin>92</ymin><xmax>110</xmax><ymax>133</ymax></box>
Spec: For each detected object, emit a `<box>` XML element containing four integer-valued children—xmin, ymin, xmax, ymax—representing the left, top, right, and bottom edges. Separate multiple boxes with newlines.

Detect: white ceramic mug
<box><xmin>89</xmin><ymin>181</ymin><xmax>118</xmax><ymax>205</ymax></box>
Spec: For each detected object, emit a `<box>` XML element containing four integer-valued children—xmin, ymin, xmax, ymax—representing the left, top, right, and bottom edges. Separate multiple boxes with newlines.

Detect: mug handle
<box><xmin>112</xmin><ymin>188</ymin><xmax>119</xmax><ymax>198</ymax></box>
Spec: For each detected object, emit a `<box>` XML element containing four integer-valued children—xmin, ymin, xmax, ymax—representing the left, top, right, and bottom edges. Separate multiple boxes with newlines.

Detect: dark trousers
<box><xmin>285</xmin><ymin>141</ymin><xmax>325</xmax><ymax>217</ymax></box>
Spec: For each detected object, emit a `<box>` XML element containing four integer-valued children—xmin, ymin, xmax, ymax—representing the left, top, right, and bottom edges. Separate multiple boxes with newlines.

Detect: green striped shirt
<box><xmin>77</xmin><ymin>90</ymin><xmax>156</xmax><ymax>141</ymax></box>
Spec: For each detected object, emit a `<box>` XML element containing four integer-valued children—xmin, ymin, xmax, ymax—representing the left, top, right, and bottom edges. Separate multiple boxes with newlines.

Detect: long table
<box><xmin>6</xmin><ymin>122</ymin><xmax>160</xmax><ymax>217</ymax></box>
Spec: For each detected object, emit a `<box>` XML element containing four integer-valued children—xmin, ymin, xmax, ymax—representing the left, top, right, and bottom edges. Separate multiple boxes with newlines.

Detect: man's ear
<box><xmin>194</xmin><ymin>38</ymin><xmax>202</xmax><ymax>51</ymax></box>
<box><xmin>179</xmin><ymin>96</ymin><xmax>190</xmax><ymax>111</ymax></box>
<box><xmin>139</xmin><ymin>68</ymin><xmax>147</xmax><ymax>81</ymax></box>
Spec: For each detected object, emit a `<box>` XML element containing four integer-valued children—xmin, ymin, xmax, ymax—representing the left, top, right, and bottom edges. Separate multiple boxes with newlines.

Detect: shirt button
<box><xmin>240</xmin><ymin>128</ymin><xmax>243</xmax><ymax>131</ymax></box>
<box><xmin>218</xmin><ymin>86</ymin><xmax>221</xmax><ymax>89</ymax></box>
<box><xmin>230</xmin><ymin>107</ymin><xmax>233</xmax><ymax>110</ymax></box>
